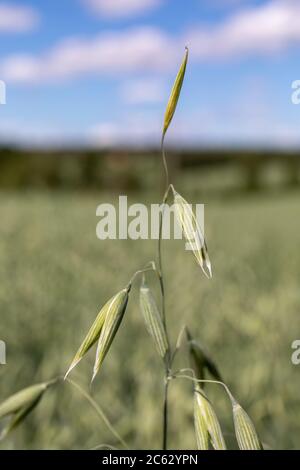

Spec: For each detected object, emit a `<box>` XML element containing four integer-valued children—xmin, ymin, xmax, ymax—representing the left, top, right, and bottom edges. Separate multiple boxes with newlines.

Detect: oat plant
<box><xmin>0</xmin><ymin>48</ymin><xmax>263</xmax><ymax>451</ymax></box>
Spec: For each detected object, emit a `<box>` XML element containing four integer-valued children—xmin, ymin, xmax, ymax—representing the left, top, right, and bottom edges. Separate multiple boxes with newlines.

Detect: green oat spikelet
<box><xmin>0</xmin><ymin>380</ymin><xmax>55</xmax><ymax>440</ymax></box>
<box><xmin>139</xmin><ymin>276</ymin><xmax>169</xmax><ymax>362</ymax></box>
<box><xmin>65</xmin><ymin>300</ymin><xmax>108</xmax><ymax>379</ymax></box>
<box><xmin>194</xmin><ymin>386</ymin><xmax>209</xmax><ymax>450</ymax></box>
<box><xmin>232</xmin><ymin>400</ymin><xmax>263</xmax><ymax>450</ymax></box>
<box><xmin>186</xmin><ymin>329</ymin><xmax>222</xmax><ymax>382</ymax></box>
<box><xmin>92</xmin><ymin>286</ymin><xmax>130</xmax><ymax>382</ymax></box>
<box><xmin>194</xmin><ymin>386</ymin><xmax>226</xmax><ymax>450</ymax></box>
<box><xmin>173</xmin><ymin>188</ymin><xmax>212</xmax><ymax>278</ymax></box>
<box><xmin>163</xmin><ymin>48</ymin><xmax>188</xmax><ymax>139</ymax></box>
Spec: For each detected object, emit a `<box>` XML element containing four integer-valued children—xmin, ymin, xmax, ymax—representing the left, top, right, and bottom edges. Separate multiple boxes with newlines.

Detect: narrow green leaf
<box><xmin>139</xmin><ymin>278</ymin><xmax>169</xmax><ymax>362</ymax></box>
<box><xmin>163</xmin><ymin>48</ymin><xmax>188</xmax><ymax>138</ymax></box>
<box><xmin>92</xmin><ymin>287</ymin><xmax>130</xmax><ymax>382</ymax></box>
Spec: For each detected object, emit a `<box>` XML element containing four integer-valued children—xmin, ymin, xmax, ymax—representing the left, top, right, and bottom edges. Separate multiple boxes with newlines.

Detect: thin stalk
<box><xmin>66</xmin><ymin>378</ymin><xmax>129</xmax><ymax>449</ymax></box>
<box><xmin>157</xmin><ymin>183</ymin><xmax>172</xmax><ymax>331</ymax></box>
<box><xmin>161</xmin><ymin>134</ymin><xmax>169</xmax><ymax>191</ymax></box>
<box><xmin>170</xmin><ymin>370</ymin><xmax>236</xmax><ymax>403</ymax></box>
<box><xmin>162</xmin><ymin>374</ymin><xmax>170</xmax><ymax>451</ymax></box>
<box><xmin>128</xmin><ymin>265</ymin><xmax>156</xmax><ymax>287</ymax></box>
<box><xmin>158</xmin><ymin>136</ymin><xmax>172</xmax><ymax>450</ymax></box>
<box><xmin>158</xmin><ymin>195</ymin><xmax>167</xmax><ymax>327</ymax></box>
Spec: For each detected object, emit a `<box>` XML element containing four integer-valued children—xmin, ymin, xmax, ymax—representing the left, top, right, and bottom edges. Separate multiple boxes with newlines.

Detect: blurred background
<box><xmin>1</xmin><ymin>0</ymin><xmax>300</xmax><ymax>450</ymax></box>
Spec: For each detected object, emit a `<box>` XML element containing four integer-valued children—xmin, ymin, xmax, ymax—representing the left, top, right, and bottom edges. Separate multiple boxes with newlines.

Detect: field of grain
<box><xmin>0</xmin><ymin>182</ymin><xmax>300</xmax><ymax>449</ymax></box>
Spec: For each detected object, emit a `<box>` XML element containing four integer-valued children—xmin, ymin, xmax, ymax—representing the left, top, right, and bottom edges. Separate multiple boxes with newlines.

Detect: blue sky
<box><xmin>0</xmin><ymin>0</ymin><xmax>300</xmax><ymax>148</ymax></box>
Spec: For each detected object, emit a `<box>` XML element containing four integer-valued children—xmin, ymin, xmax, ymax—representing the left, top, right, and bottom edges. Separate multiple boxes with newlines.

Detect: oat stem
<box><xmin>158</xmin><ymin>141</ymin><xmax>172</xmax><ymax>450</ymax></box>
<box><xmin>66</xmin><ymin>378</ymin><xmax>129</xmax><ymax>449</ymax></box>
<box><xmin>158</xmin><ymin>47</ymin><xmax>188</xmax><ymax>451</ymax></box>
<box><xmin>161</xmin><ymin>135</ymin><xmax>169</xmax><ymax>191</ymax></box>
<box><xmin>162</xmin><ymin>372</ymin><xmax>170</xmax><ymax>451</ymax></box>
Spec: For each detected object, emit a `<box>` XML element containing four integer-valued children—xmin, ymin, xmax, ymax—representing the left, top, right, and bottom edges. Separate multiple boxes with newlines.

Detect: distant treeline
<box><xmin>0</xmin><ymin>146</ymin><xmax>299</xmax><ymax>191</ymax></box>
<box><xmin>0</xmin><ymin>147</ymin><xmax>147</xmax><ymax>191</ymax></box>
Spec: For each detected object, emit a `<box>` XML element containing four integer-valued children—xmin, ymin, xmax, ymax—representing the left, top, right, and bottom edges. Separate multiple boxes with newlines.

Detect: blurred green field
<box><xmin>0</xmin><ymin>180</ymin><xmax>300</xmax><ymax>450</ymax></box>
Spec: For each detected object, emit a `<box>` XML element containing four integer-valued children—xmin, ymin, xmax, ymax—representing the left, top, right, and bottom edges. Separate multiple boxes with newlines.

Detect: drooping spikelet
<box><xmin>139</xmin><ymin>277</ymin><xmax>169</xmax><ymax>363</ymax></box>
<box><xmin>0</xmin><ymin>380</ymin><xmax>55</xmax><ymax>439</ymax></box>
<box><xmin>232</xmin><ymin>400</ymin><xmax>263</xmax><ymax>450</ymax></box>
<box><xmin>92</xmin><ymin>286</ymin><xmax>130</xmax><ymax>382</ymax></box>
<box><xmin>173</xmin><ymin>189</ymin><xmax>212</xmax><ymax>278</ymax></box>
<box><xmin>194</xmin><ymin>386</ymin><xmax>226</xmax><ymax>450</ymax></box>
<box><xmin>65</xmin><ymin>287</ymin><xmax>130</xmax><ymax>381</ymax></box>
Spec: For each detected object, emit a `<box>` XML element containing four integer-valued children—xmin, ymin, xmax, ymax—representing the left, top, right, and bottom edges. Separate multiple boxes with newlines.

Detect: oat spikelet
<box><xmin>186</xmin><ymin>330</ymin><xmax>222</xmax><ymax>382</ymax></box>
<box><xmin>194</xmin><ymin>386</ymin><xmax>226</xmax><ymax>450</ymax></box>
<box><xmin>163</xmin><ymin>48</ymin><xmax>188</xmax><ymax>139</ymax></box>
<box><xmin>139</xmin><ymin>277</ymin><xmax>169</xmax><ymax>362</ymax></box>
<box><xmin>232</xmin><ymin>401</ymin><xmax>263</xmax><ymax>450</ymax></box>
<box><xmin>0</xmin><ymin>381</ymin><xmax>55</xmax><ymax>439</ymax></box>
<box><xmin>173</xmin><ymin>188</ymin><xmax>212</xmax><ymax>278</ymax></box>
<box><xmin>194</xmin><ymin>387</ymin><xmax>209</xmax><ymax>450</ymax></box>
<box><xmin>92</xmin><ymin>287</ymin><xmax>130</xmax><ymax>382</ymax></box>
<box><xmin>65</xmin><ymin>302</ymin><xmax>108</xmax><ymax>379</ymax></box>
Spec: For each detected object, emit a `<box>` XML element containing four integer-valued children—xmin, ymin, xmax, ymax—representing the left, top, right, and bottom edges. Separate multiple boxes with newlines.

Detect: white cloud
<box><xmin>120</xmin><ymin>78</ymin><xmax>166</xmax><ymax>104</ymax></box>
<box><xmin>83</xmin><ymin>0</ymin><xmax>162</xmax><ymax>19</ymax></box>
<box><xmin>89</xmin><ymin>122</ymin><xmax>120</xmax><ymax>147</ymax></box>
<box><xmin>89</xmin><ymin>114</ymin><xmax>161</xmax><ymax>147</ymax></box>
<box><xmin>2</xmin><ymin>0</ymin><xmax>300</xmax><ymax>85</ymax></box>
<box><xmin>87</xmin><ymin>109</ymin><xmax>300</xmax><ymax>149</ymax></box>
<box><xmin>0</xmin><ymin>118</ymin><xmax>75</xmax><ymax>147</ymax></box>
<box><xmin>0</xmin><ymin>2</ymin><xmax>39</xmax><ymax>33</ymax></box>
<box><xmin>187</xmin><ymin>0</ymin><xmax>300</xmax><ymax>60</ymax></box>
<box><xmin>1</xmin><ymin>27</ymin><xmax>178</xmax><ymax>83</ymax></box>
<box><xmin>87</xmin><ymin>74</ymin><xmax>300</xmax><ymax>149</ymax></box>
